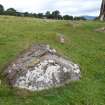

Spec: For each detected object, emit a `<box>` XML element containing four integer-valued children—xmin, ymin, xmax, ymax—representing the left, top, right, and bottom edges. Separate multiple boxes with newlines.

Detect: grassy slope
<box><xmin>0</xmin><ymin>16</ymin><xmax>105</xmax><ymax>105</ymax></box>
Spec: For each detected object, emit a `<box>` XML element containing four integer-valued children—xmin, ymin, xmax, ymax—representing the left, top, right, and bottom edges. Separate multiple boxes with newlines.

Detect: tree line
<box><xmin>0</xmin><ymin>4</ymin><xmax>86</xmax><ymax>20</ymax></box>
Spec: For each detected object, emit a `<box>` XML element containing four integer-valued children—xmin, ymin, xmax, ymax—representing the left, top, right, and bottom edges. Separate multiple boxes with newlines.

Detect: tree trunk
<box><xmin>99</xmin><ymin>0</ymin><xmax>105</xmax><ymax>21</ymax></box>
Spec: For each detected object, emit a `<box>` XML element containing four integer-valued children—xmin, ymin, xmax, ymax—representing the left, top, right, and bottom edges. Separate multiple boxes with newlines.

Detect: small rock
<box><xmin>60</xmin><ymin>35</ymin><xmax>65</xmax><ymax>44</ymax></box>
<box><xmin>95</xmin><ymin>27</ymin><xmax>105</xmax><ymax>32</ymax></box>
<box><xmin>57</xmin><ymin>33</ymin><xmax>65</xmax><ymax>44</ymax></box>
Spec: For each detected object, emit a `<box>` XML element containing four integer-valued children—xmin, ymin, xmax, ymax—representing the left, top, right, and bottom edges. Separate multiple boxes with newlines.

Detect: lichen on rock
<box><xmin>4</xmin><ymin>44</ymin><xmax>81</xmax><ymax>91</ymax></box>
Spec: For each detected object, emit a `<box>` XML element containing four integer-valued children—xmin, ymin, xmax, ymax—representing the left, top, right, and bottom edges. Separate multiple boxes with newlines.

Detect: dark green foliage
<box><xmin>74</xmin><ymin>16</ymin><xmax>86</xmax><ymax>20</ymax></box>
<box><xmin>0</xmin><ymin>4</ymin><xmax>4</xmax><ymax>15</ymax></box>
<box><xmin>37</xmin><ymin>13</ymin><xmax>44</xmax><ymax>18</ymax></box>
<box><xmin>0</xmin><ymin>4</ymin><xmax>87</xmax><ymax>20</ymax></box>
<box><xmin>23</xmin><ymin>12</ymin><xmax>29</xmax><ymax>17</ymax></box>
<box><xmin>52</xmin><ymin>10</ymin><xmax>60</xmax><ymax>19</ymax></box>
<box><xmin>5</xmin><ymin>8</ymin><xmax>17</xmax><ymax>16</ymax></box>
<box><xmin>45</xmin><ymin>11</ymin><xmax>53</xmax><ymax>19</ymax></box>
<box><xmin>63</xmin><ymin>15</ymin><xmax>73</xmax><ymax>20</ymax></box>
<box><xmin>45</xmin><ymin>11</ymin><xmax>51</xmax><ymax>18</ymax></box>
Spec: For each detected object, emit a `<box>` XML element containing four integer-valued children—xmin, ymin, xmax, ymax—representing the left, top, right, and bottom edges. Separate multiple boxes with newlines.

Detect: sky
<box><xmin>0</xmin><ymin>0</ymin><xmax>102</xmax><ymax>16</ymax></box>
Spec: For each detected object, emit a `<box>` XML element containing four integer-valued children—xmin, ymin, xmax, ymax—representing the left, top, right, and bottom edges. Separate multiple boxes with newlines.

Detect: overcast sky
<box><xmin>0</xmin><ymin>0</ymin><xmax>102</xmax><ymax>16</ymax></box>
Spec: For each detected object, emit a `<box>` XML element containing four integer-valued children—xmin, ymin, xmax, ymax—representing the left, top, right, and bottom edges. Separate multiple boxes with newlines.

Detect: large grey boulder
<box><xmin>99</xmin><ymin>0</ymin><xmax>105</xmax><ymax>21</ymax></box>
<box><xmin>4</xmin><ymin>44</ymin><xmax>81</xmax><ymax>91</ymax></box>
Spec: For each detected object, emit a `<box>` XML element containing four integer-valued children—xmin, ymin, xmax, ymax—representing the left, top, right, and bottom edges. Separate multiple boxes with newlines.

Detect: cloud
<box><xmin>0</xmin><ymin>0</ymin><xmax>102</xmax><ymax>16</ymax></box>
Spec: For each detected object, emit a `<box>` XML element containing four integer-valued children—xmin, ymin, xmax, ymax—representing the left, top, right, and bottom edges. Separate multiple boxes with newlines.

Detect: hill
<box><xmin>0</xmin><ymin>16</ymin><xmax>105</xmax><ymax>105</ymax></box>
<box><xmin>82</xmin><ymin>16</ymin><xmax>96</xmax><ymax>20</ymax></box>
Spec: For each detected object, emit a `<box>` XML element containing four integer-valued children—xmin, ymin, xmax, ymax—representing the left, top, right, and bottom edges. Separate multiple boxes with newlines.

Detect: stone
<box><xmin>99</xmin><ymin>0</ymin><xmax>105</xmax><ymax>21</ymax></box>
<box><xmin>4</xmin><ymin>44</ymin><xmax>81</xmax><ymax>91</ymax></box>
<box><xmin>57</xmin><ymin>33</ymin><xmax>65</xmax><ymax>44</ymax></box>
<box><xmin>95</xmin><ymin>27</ymin><xmax>105</xmax><ymax>32</ymax></box>
<box><xmin>60</xmin><ymin>35</ymin><xmax>65</xmax><ymax>44</ymax></box>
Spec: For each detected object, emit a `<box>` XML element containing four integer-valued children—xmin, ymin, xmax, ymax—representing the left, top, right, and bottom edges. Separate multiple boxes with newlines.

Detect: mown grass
<box><xmin>0</xmin><ymin>16</ymin><xmax>105</xmax><ymax>105</ymax></box>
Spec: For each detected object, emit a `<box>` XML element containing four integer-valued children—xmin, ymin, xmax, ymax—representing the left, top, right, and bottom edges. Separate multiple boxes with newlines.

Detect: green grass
<box><xmin>0</xmin><ymin>16</ymin><xmax>105</xmax><ymax>105</ymax></box>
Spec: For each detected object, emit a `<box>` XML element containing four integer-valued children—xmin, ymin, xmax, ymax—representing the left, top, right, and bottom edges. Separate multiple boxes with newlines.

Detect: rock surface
<box><xmin>5</xmin><ymin>44</ymin><xmax>81</xmax><ymax>91</ymax></box>
<box><xmin>95</xmin><ymin>27</ymin><xmax>105</xmax><ymax>32</ymax></box>
<box><xmin>99</xmin><ymin>0</ymin><xmax>105</xmax><ymax>21</ymax></box>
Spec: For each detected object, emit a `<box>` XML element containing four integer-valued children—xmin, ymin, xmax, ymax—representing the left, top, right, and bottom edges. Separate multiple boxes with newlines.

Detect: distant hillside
<box><xmin>82</xmin><ymin>16</ymin><xmax>96</xmax><ymax>20</ymax></box>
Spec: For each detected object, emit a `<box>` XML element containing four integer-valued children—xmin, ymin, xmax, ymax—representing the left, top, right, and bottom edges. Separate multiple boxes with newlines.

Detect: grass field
<box><xmin>0</xmin><ymin>16</ymin><xmax>105</xmax><ymax>105</ymax></box>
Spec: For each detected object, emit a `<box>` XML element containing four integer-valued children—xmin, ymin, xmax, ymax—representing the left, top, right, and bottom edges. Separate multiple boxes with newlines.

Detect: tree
<box><xmin>33</xmin><ymin>13</ymin><xmax>37</xmax><ymax>18</ymax></box>
<box><xmin>37</xmin><ymin>13</ymin><xmax>43</xmax><ymax>18</ymax></box>
<box><xmin>74</xmin><ymin>17</ymin><xmax>81</xmax><ymax>20</ymax></box>
<box><xmin>24</xmin><ymin>12</ymin><xmax>29</xmax><ymax>16</ymax></box>
<box><xmin>74</xmin><ymin>16</ymin><xmax>86</xmax><ymax>21</ymax></box>
<box><xmin>52</xmin><ymin>10</ymin><xmax>60</xmax><ymax>19</ymax></box>
<box><xmin>0</xmin><ymin>4</ymin><xmax>4</xmax><ymax>15</ymax></box>
<box><xmin>5</xmin><ymin>8</ymin><xmax>17</xmax><ymax>16</ymax></box>
<box><xmin>99</xmin><ymin>0</ymin><xmax>105</xmax><ymax>21</ymax></box>
<box><xmin>57</xmin><ymin>15</ymin><xmax>63</xmax><ymax>20</ymax></box>
<box><xmin>63</xmin><ymin>15</ymin><xmax>73</xmax><ymax>20</ymax></box>
<box><xmin>45</xmin><ymin>11</ymin><xmax>51</xmax><ymax>18</ymax></box>
<box><xmin>16</xmin><ymin>12</ymin><xmax>25</xmax><ymax>17</ymax></box>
